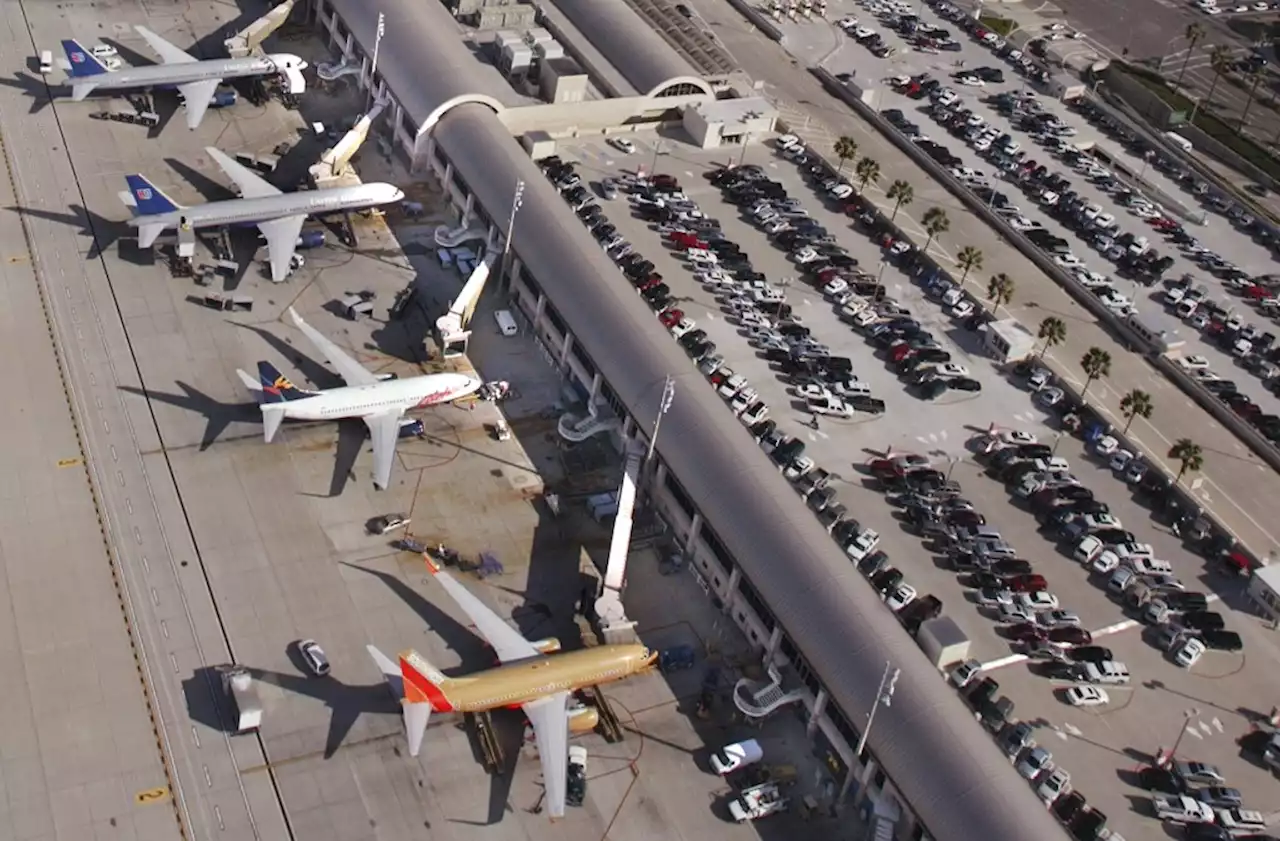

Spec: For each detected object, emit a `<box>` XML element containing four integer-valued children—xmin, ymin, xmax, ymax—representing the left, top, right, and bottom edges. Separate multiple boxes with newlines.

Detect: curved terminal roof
<box><xmin>543</xmin><ymin>0</ymin><xmax>713</xmax><ymax>96</ymax></box>
<box><xmin>325</xmin><ymin>0</ymin><xmax>508</xmax><ymax>131</ymax></box>
<box><xmin>434</xmin><ymin>103</ymin><xmax>1067</xmax><ymax>841</ymax></box>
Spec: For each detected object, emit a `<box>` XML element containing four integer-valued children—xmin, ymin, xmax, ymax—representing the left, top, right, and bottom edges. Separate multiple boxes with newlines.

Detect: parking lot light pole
<box><xmin>1162</xmin><ymin>707</ymin><xmax>1201</xmax><ymax>766</ymax></box>
<box><xmin>499</xmin><ymin>179</ymin><xmax>525</xmax><ymax>288</ymax></box>
<box><xmin>839</xmin><ymin>661</ymin><xmax>900</xmax><ymax>811</ymax></box>
<box><xmin>367</xmin><ymin>12</ymin><xmax>385</xmax><ymax>113</ymax></box>
<box><xmin>649</xmin><ymin>140</ymin><xmax>665</xmax><ymax>177</ymax></box>
<box><xmin>644</xmin><ymin>375</ymin><xmax>677</xmax><ymax>471</ymax></box>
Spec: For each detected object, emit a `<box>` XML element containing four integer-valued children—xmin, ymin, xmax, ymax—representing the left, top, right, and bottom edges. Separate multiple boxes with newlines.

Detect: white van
<box><xmin>39</xmin><ymin>50</ymin><xmax>52</xmax><ymax>75</ymax></box>
<box><xmin>494</xmin><ymin>309</ymin><xmax>518</xmax><ymax>337</ymax></box>
<box><xmin>710</xmin><ymin>739</ymin><xmax>764</xmax><ymax>775</ymax></box>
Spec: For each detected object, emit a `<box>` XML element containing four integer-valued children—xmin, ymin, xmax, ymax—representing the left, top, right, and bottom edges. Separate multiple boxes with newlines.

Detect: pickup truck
<box><xmin>795</xmin><ymin>467</ymin><xmax>833</xmax><ymax>499</ymax></box>
<box><xmin>808</xmin><ymin>394</ymin><xmax>855</xmax><ymax>418</ymax></box>
<box><xmin>728</xmin><ymin>782</ymin><xmax>789</xmax><ymax>822</ymax></box>
<box><xmin>1150</xmin><ymin>794</ymin><xmax>1213</xmax><ymax>824</ymax></box>
<box><xmin>844</xmin><ymin>529</ymin><xmax>881</xmax><ymax>561</ymax></box>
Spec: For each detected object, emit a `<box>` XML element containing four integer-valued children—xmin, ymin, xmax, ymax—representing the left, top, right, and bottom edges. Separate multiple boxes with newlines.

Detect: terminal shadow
<box><xmin>119</xmin><ymin>382</ymin><xmax>258</xmax><ymax>449</ymax></box>
<box><xmin>232</xmin><ymin>321</ymin><xmax>344</xmax><ymax>389</ymax></box>
<box><xmin>247</xmin><ymin>665</ymin><xmax>397</xmax><ymax>759</ymax></box>
<box><xmin>180</xmin><ymin>665</ymin><xmax>235</xmax><ymax>733</ymax></box>
<box><xmin>0</xmin><ymin>71</ymin><xmax>53</xmax><ymax>114</ymax></box>
<box><xmin>5</xmin><ymin>203</ymin><xmax>119</xmax><ymax>260</ymax></box>
<box><xmin>341</xmin><ymin>562</ymin><xmax>492</xmax><ymax>674</ymax></box>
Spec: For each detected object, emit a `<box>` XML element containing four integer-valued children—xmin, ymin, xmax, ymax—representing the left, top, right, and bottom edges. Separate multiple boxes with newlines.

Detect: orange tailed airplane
<box><xmin>367</xmin><ymin>556</ymin><xmax>656</xmax><ymax>817</ymax></box>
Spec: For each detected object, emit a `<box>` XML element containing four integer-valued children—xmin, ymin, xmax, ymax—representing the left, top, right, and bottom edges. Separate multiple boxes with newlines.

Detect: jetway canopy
<box><xmin>325</xmin><ymin>0</ymin><xmax>510</xmax><ymax>131</ymax></box>
<box><xmin>544</xmin><ymin>0</ymin><xmax>713</xmax><ymax>97</ymax></box>
<box><xmin>433</xmin><ymin>102</ymin><xmax>1067</xmax><ymax>841</ymax></box>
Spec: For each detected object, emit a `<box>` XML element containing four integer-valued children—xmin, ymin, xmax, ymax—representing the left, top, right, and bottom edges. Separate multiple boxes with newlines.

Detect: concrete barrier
<box><xmin>723</xmin><ymin>0</ymin><xmax>785</xmax><ymax>43</ymax></box>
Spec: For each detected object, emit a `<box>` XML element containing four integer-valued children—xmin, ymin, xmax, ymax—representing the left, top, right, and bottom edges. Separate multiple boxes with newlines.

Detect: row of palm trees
<box><xmin>1171</xmin><ymin>22</ymin><xmax>1262</xmax><ymax>133</ymax></box>
<box><xmin>825</xmin><ymin>134</ymin><xmax>1208</xmax><ymax>484</ymax></box>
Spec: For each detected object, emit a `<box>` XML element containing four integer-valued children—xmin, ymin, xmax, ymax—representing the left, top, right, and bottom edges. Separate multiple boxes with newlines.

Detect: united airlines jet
<box><xmin>61</xmin><ymin>26</ymin><xmax>307</xmax><ymax>129</ymax></box>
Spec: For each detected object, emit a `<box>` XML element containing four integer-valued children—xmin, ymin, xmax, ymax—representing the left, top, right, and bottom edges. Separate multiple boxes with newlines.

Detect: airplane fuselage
<box><xmin>83</xmin><ymin>53</ymin><xmax>296</xmax><ymax>91</ymax></box>
<box><xmin>432</xmin><ymin>645</ymin><xmax>655</xmax><ymax>713</ymax></box>
<box><xmin>278</xmin><ymin>372</ymin><xmax>480</xmax><ymax>421</ymax></box>
<box><xmin>130</xmin><ymin>182</ymin><xmax>401</xmax><ymax>232</ymax></box>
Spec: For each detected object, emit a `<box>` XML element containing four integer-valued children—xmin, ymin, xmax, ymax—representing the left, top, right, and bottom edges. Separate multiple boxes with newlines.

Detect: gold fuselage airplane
<box><xmin>367</xmin><ymin>556</ymin><xmax>657</xmax><ymax>817</ymax></box>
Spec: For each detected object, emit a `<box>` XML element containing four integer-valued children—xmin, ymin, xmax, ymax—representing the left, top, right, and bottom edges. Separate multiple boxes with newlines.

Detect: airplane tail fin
<box><xmin>124</xmin><ymin>175</ymin><xmax>182</xmax><ymax>217</ymax></box>
<box><xmin>61</xmin><ymin>40</ymin><xmax>110</xmax><ymax>77</ymax></box>
<box><xmin>257</xmin><ymin>362</ymin><xmax>313</xmax><ymax>403</ymax></box>
<box><xmin>366</xmin><ymin>645</ymin><xmax>441</xmax><ymax>757</ymax></box>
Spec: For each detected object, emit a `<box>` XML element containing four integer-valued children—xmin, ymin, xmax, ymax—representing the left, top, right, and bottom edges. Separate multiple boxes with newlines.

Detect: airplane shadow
<box><xmin>247</xmin><ymin>666</ymin><xmax>397</xmax><ymax>759</ymax></box>
<box><xmin>119</xmin><ymin>382</ymin><xmax>258</xmax><ymax>450</ymax></box>
<box><xmin>328</xmin><ymin>419</ymin><xmax>365</xmax><ymax>497</ymax></box>
<box><xmin>6</xmin><ymin>203</ymin><xmax>120</xmax><ymax>260</ymax></box>
<box><xmin>166</xmin><ymin>156</ymin><xmax>233</xmax><ymax>203</ymax></box>
<box><xmin>232</xmin><ymin>321</ymin><xmax>344</xmax><ymax>390</ymax></box>
<box><xmin>0</xmin><ymin>71</ymin><xmax>53</xmax><ymax>115</ymax></box>
<box><xmin>340</xmin><ymin>562</ymin><xmax>492</xmax><ymax>676</ymax></box>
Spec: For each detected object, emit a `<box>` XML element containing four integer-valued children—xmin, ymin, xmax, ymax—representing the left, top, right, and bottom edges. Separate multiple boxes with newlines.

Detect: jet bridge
<box><xmin>310</xmin><ymin>97</ymin><xmax>389</xmax><ymax>187</ymax></box>
<box><xmin>225</xmin><ymin>0</ymin><xmax>297</xmax><ymax>58</ymax></box>
<box><xmin>435</xmin><ymin>251</ymin><xmax>496</xmax><ymax>358</ymax></box>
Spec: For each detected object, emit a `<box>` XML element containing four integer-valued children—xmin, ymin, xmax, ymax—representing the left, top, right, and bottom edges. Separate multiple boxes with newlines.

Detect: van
<box><xmin>1081</xmin><ymin>661</ymin><xmax>1130</xmax><ymax>685</ymax></box>
<box><xmin>39</xmin><ymin>50</ymin><xmax>52</xmax><ymax>75</ymax></box>
<box><xmin>710</xmin><ymin>739</ymin><xmax>764</xmax><ymax>775</ymax></box>
<box><xmin>494</xmin><ymin>309</ymin><xmax>518</xmax><ymax>337</ymax></box>
<box><xmin>1108</xmin><ymin>567</ymin><xmax>1136</xmax><ymax>596</ymax></box>
<box><xmin>1164</xmin><ymin>131</ymin><xmax>1193</xmax><ymax>154</ymax></box>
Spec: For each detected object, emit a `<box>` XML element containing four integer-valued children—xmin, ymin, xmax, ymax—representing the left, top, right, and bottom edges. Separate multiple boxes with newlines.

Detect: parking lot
<box><xmin>549</xmin><ymin>134</ymin><xmax>1280</xmax><ymax>841</ymax></box>
<box><xmin>814</xmin><ymin>0</ymin><xmax>1280</xmax><ymax>423</ymax></box>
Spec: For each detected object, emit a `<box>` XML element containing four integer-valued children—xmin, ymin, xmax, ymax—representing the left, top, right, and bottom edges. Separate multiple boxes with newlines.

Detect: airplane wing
<box><xmin>286</xmin><ymin>307</ymin><xmax>379</xmax><ymax>386</ymax></box>
<box><xmin>362</xmin><ymin>410</ymin><xmax>403</xmax><ymax>491</ymax></box>
<box><xmin>178</xmin><ymin>79</ymin><xmax>220</xmax><ymax>130</ymax></box>
<box><xmin>206</xmin><ymin>146</ymin><xmax>283</xmax><ymax>199</ymax></box>
<box><xmin>523</xmin><ymin>692</ymin><xmax>570</xmax><ymax>818</ymax></box>
<box><xmin>257</xmin><ymin>215</ymin><xmax>307</xmax><ymax>283</ymax></box>
<box><xmin>134</xmin><ymin>26</ymin><xmax>198</xmax><ymax>64</ymax></box>
<box><xmin>424</xmin><ymin>561</ymin><xmax>542</xmax><ymax>663</ymax></box>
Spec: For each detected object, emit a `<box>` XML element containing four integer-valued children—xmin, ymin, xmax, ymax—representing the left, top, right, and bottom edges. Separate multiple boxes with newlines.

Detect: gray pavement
<box><xmin>684</xmin><ymin>0</ymin><xmax>1280</xmax><ymax>560</ymax></box>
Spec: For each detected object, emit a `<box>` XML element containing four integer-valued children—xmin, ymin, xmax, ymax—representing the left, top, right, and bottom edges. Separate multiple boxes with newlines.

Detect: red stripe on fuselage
<box><xmin>400</xmin><ymin>656</ymin><xmax>454</xmax><ymax>712</ymax></box>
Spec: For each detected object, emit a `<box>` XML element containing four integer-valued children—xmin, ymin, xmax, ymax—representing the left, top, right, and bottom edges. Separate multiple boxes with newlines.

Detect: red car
<box><xmin>667</xmin><ymin>231</ymin><xmax>700</xmax><ymax>248</ymax></box>
<box><xmin>635</xmin><ymin>274</ymin><xmax>664</xmax><ymax>291</ymax></box>
<box><xmin>890</xmin><ymin>343</ymin><xmax>915</xmax><ymax>363</ymax></box>
<box><xmin>659</xmin><ymin>308</ymin><xmax>684</xmax><ymax>327</ymax></box>
<box><xmin>1048</xmin><ymin>626</ymin><xmax>1091</xmax><ymax>645</ymax></box>
<box><xmin>1005</xmin><ymin>574</ymin><xmax>1047</xmax><ymax>593</ymax></box>
<box><xmin>1006</xmin><ymin>622</ymin><xmax>1046</xmax><ymax>642</ymax></box>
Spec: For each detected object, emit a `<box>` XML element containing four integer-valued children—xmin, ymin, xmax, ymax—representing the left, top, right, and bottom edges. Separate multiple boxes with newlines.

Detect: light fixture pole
<box><xmin>645</xmin><ymin>375</ymin><xmax>676</xmax><ymax>469</ymax></box>
<box><xmin>499</xmin><ymin>179</ymin><xmax>525</xmax><ymax>287</ymax></box>
<box><xmin>367</xmin><ymin>12</ymin><xmax>385</xmax><ymax>112</ymax></box>
<box><xmin>649</xmin><ymin>139</ymin><xmax>665</xmax><ymax>178</ymax></box>
<box><xmin>838</xmin><ymin>661</ymin><xmax>899</xmax><ymax>810</ymax></box>
<box><xmin>1161</xmin><ymin>707</ymin><xmax>1201</xmax><ymax>767</ymax></box>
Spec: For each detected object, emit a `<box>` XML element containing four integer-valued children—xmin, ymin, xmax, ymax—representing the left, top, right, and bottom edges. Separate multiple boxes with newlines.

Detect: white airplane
<box><xmin>61</xmin><ymin>27</ymin><xmax>308</xmax><ymax>129</ymax></box>
<box><xmin>236</xmin><ymin>307</ymin><xmax>482</xmax><ymax>489</ymax></box>
<box><xmin>366</xmin><ymin>555</ymin><xmax>656</xmax><ymax>818</ymax></box>
<box><xmin>119</xmin><ymin>147</ymin><xmax>404</xmax><ymax>281</ymax></box>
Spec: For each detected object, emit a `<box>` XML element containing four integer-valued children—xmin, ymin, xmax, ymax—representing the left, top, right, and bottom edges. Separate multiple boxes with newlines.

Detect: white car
<box><xmin>998</xmin><ymin>603</ymin><xmax>1036</xmax><ymax>624</ymax></box>
<box><xmin>1065</xmin><ymin>685</ymin><xmax>1110</xmax><ymax>707</ymax></box>
<box><xmin>687</xmin><ymin>249</ymin><xmax>718</xmax><ymax>265</ymax></box>
<box><xmin>1008</xmin><ymin>215</ymin><xmax>1037</xmax><ymax>231</ymax></box>
<box><xmin>976</xmin><ymin>588</ymin><xmax>1016</xmax><ymax>607</ymax></box>
<box><xmin>794</xmin><ymin>247</ymin><xmax>821</xmax><ymax>264</ymax></box>
<box><xmin>1016</xmin><ymin>746</ymin><xmax>1054</xmax><ymax>780</ymax></box>
<box><xmin>1093</xmin><ymin>435</ymin><xmax>1119</xmax><ymax>456</ymax></box>
<box><xmin>886</xmin><ymin>584</ymin><xmax>917</xmax><ymax>611</ymax></box>
<box><xmin>853</xmin><ymin>309</ymin><xmax>881</xmax><ymax>328</ymax></box>
<box><xmin>670</xmin><ymin>318</ymin><xmax>697</xmax><ymax>339</ymax></box>
<box><xmin>296</xmin><ymin>639</ymin><xmax>331</xmax><ymax>677</ymax></box>
<box><xmin>609</xmin><ymin>137</ymin><xmax>637</xmax><ymax>155</ymax></box>
<box><xmin>797</xmin><ymin>383</ymin><xmax>832</xmax><ymax>402</ymax></box>
<box><xmin>1074</xmin><ymin>535</ymin><xmax>1104</xmax><ymax>563</ymax></box>
<box><xmin>777</xmin><ymin>133</ymin><xmax>802</xmax><ymax>149</ymax></box>
<box><xmin>1174</xmin><ymin>637</ymin><xmax>1206</xmax><ymax>669</ymax></box>
<box><xmin>1003</xmin><ymin>430</ymin><xmax>1037</xmax><ymax>446</ymax></box>
<box><xmin>1015</xmin><ymin>591</ymin><xmax>1060</xmax><ymax>612</ymax></box>
<box><xmin>90</xmin><ymin>43</ymin><xmax>119</xmax><ymax>59</ymax></box>
<box><xmin>1037</xmin><ymin>768</ymin><xmax>1071</xmax><ymax>805</ymax></box>
<box><xmin>935</xmin><ymin>363</ymin><xmax>970</xmax><ymax>379</ymax></box>
<box><xmin>949</xmin><ymin>299</ymin><xmax>976</xmax><ymax>319</ymax></box>
<box><xmin>957</xmin><ymin>74</ymin><xmax>986</xmax><ymax>87</ymax></box>
<box><xmin>1091</xmin><ymin>550</ymin><xmax>1120</xmax><ymax>574</ymax></box>
<box><xmin>823</xmin><ymin>278</ymin><xmax>850</xmax><ymax>297</ymax></box>
<box><xmin>1037</xmin><ymin>609</ymin><xmax>1081</xmax><ymax>628</ymax></box>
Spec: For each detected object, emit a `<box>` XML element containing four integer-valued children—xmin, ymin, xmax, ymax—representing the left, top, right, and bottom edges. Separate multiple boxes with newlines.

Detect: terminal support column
<box><xmin>722</xmin><ymin>567</ymin><xmax>742</xmax><ymax>607</ymax></box>
<box><xmin>684</xmin><ymin>512</ymin><xmax>703</xmax><ymax>554</ymax></box>
<box><xmin>558</xmin><ymin>332</ymin><xmax>573</xmax><ymax>371</ymax></box>
<box><xmin>764</xmin><ymin>625</ymin><xmax>783</xmax><ymax>663</ymax></box>
<box><xmin>807</xmin><ymin>688</ymin><xmax>829</xmax><ymax>739</ymax></box>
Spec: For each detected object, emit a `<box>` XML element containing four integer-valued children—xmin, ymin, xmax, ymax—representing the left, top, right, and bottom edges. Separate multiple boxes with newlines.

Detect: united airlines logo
<box><xmin>70</xmin><ymin>52</ymin><xmax>85</xmax><ymax>63</ymax></box>
<box><xmin>135</xmin><ymin>188</ymin><xmax>153</xmax><ymax>201</ymax></box>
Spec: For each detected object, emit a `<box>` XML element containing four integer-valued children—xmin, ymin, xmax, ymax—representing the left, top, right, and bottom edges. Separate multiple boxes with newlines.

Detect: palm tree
<box><xmin>1080</xmin><ymin>347</ymin><xmax>1112</xmax><ymax>398</ymax></box>
<box><xmin>956</xmin><ymin>246</ymin><xmax>984</xmax><ymax>284</ymax></box>
<box><xmin>1120</xmin><ymin>388</ymin><xmax>1154</xmax><ymax>433</ymax></box>
<box><xmin>922</xmin><ymin>207</ymin><xmax>950</xmax><ymax>254</ymax></box>
<box><xmin>1168</xmin><ymin>438</ymin><xmax>1204</xmax><ymax>484</ymax></box>
<box><xmin>834</xmin><ymin>136</ymin><xmax>858</xmax><ymax>174</ymax></box>
<box><xmin>1239</xmin><ymin>67</ymin><xmax>1264</xmax><ymax>133</ymax></box>
<box><xmin>1037</xmin><ymin>316</ymin><xmax>1066</xmax><ymax>358</ymax></box>
<box><xmin>1174</xmin><ymin>23</ymin><xmax>1205</xmax><ymax>93</ymax></box>
<box><xmin>855</xmin><ymin>157</ymin><xmax>881</xmax><ymax>192</ymax></box>
<box><xmin>886</xmin><ymin>180</ymin><xmax>914</xmax><ymax>221</ymax></box>
<box><xmin>987</xmin><ymin>272</ymin><xmax>1014</xmax><ymax>315</ymax></box>
<box><xmin>1192</xmin><ymin>45</ymin><xmax>1233</xmax><ymax>124</ymax></box>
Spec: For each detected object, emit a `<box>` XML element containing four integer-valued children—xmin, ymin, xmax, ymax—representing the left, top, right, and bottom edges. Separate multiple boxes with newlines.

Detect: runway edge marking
<box><xmin>0</xmin><ymin>127</ymin><xmax>189</xmax><ymax>840</ymax></box>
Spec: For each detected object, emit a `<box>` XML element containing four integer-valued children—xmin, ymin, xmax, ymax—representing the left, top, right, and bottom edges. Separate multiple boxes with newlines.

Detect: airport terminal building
<box><xmin>306</xmin><ymin>1</ymin><xmax>1066</xmax><ymax>839</ymax></box>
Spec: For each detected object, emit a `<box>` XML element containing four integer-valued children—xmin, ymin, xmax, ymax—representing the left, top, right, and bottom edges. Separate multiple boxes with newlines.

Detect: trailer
<box><xmin>916</xmin><ymin>616</ymin><xmax>971</xmax><ymax>669</ymax></box>
<box><xmin>222</xmin><ymin>666</ymin><xmax>263</xmax><ymax>732</ymax></box>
